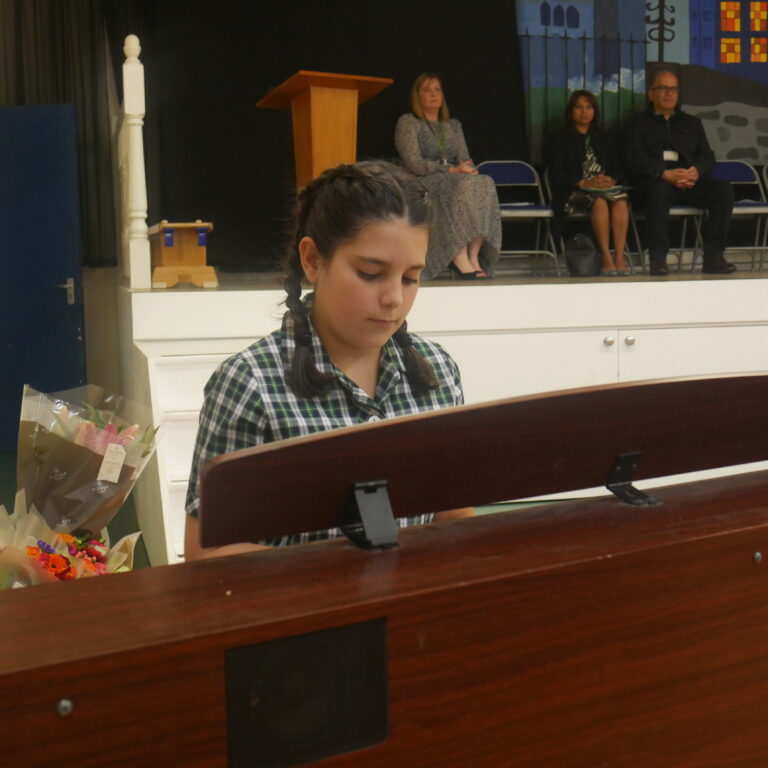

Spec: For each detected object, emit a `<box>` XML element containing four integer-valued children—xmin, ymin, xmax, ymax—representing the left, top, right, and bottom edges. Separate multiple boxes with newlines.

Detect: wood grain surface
<box><xmin>2</xmin><ymin>468</ymin><xmax>768</xmax><ymax>766</ymax></box>
<box><xmin>200</xmin><ymin>374</ymin><xmax>768</xmax><ymax>547</ymax></box>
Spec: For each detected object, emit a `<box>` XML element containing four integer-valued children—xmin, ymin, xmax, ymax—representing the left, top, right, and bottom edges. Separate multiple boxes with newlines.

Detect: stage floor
<box><xmin>206</xmin><ymin>265</ymin><xmax>768</xmax><ymax>291</ymax></box>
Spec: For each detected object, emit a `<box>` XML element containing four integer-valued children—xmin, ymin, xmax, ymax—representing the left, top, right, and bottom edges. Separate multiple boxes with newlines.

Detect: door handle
<box><xmin>54</xmin><ymin>277</ymin><xmax>75</xmax><ymax>305</ymax></box>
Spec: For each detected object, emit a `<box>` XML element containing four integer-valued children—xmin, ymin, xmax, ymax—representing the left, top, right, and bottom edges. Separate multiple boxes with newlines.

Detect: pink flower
<box><xmin>86</xmin><ymin>540</ymin><xmax>108</xmax><ymax>560</ymax></box>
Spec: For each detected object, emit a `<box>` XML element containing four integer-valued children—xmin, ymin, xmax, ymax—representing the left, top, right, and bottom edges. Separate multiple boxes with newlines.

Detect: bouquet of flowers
<box><xmin>16</xmin><ymin>384</ymin><xmax>159</xmax><ymax>535</ymax></box>
<box><xmin>0</xmin><ymin>490</ymin><xmax>141</xmax><ymax>588</ymax></box>
<box><xmin>0</xmin><ymin>384</ymin><xmax>159</xmax><ymax>589</ymax></box>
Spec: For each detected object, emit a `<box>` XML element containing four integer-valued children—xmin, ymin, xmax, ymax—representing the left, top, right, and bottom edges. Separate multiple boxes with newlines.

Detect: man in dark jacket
<box><xmin>624</xmin><ymin>68</ymin><xmax>735</xmax><ymax>276</ymax></box>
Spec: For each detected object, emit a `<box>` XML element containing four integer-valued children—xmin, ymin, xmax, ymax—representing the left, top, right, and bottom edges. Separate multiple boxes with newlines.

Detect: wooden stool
<box><xmin>148</xmin><ymin>220</ymin><xmax>218</xmax><ymax>288</ymax></box>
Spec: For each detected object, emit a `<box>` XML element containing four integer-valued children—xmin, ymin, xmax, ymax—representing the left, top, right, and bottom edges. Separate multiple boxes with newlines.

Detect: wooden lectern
<box><xmin>3</xmin><ymin>375</ymin><xmax>768</xmax><ymax>767</ymax></box>
<box><xmin>257</xmin><ymin>71</ymin><xmax>393</xmax><ymax>189</ymax></box>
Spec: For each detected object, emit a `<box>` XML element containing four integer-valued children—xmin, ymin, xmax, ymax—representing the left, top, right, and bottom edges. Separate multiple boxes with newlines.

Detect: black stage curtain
<box><xmin>106</xmin><ymin>0</ymin><xmax>527</xmax><ymax>272</ymax></box>
<box><xmin>0</xmin><ymin>0</ymin><xmax>118</xmax><ymax>267</ymax></box>
<box><xmin>2</xmin><ymin>1</ymin><xmax>526</xmax><ymax>270</ymax></box>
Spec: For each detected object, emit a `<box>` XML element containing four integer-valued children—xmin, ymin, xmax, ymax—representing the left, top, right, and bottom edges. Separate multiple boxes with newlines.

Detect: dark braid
<box><xmin>393</xmin><ymin>321</ymin><xmax>439</xmax><ymax>393</ymax></box>
<box><xmin>283</xmin><ymin>251</ymin><xmax>335</xmax><ymax>398</ymax></box>
<box><xmin>282</xmin><ymin>160</ymin><xmax>438</xmax><ymax>398</ymax></box>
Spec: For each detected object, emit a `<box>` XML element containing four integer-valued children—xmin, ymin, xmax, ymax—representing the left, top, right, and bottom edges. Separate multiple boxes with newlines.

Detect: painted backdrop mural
<box><xmin>515</xmin><ymin>0</ymin><xmax>768</xmax><ymax>165</ymax></box>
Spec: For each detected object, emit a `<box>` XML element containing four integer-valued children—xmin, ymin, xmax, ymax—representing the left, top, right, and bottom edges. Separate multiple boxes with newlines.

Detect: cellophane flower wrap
<box><xmin>0</xmin><ymin>490</ymin><xmax>141</xmax><ymax>589</ymax></box>
<box><xmin>16</xmin><ymin>384</ymin><xmax>159</xmax><ymax>536</ymax></box>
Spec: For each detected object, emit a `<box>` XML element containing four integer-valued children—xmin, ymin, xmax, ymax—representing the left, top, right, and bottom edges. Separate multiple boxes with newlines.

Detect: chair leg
<box><xmin>750</xmin><ymin>216</ymin><xmax>758</xmax><ymax>271</ymax></box>
<box><xmin>686</xmin><ymin>216</ymin><xmax>705</xmax><ymax>273</ymax></box>
<box><xmin>628</xmin><ymin>211</ymin><xmax>645</xmax><ymax>273</ymax></box>
<box><xmin>756</xmin><ymin>216</ymin><xmax>767</xmax><ymax>271</ymax></box>
<box><xmin>678</xmin><ymin>218</ymin><xmax>687</xmax><ymax>273</ymax></box>
<box><xmin>546</xmin><ymin>224</ymin><xmax>561</xmax><ymax>277</ymax></box>
<box><xmin>624</xmin><ymin>245</ymin><xmax>635</xmax><ymax>275</ymax></box>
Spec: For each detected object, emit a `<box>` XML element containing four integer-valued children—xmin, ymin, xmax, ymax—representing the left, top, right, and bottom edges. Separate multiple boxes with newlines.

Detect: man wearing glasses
<box><xmin>624</xmin><ymin>68</ymin><xmax>735</xmax><ymax>276</ymax></box>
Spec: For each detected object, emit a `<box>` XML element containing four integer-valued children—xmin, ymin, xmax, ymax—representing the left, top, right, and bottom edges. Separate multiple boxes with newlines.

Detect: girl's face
<box><xmin>418</xmin><ymin>78</ymin><xmax>443</xmax><ymax>115</ymax></box>
<box><xmin>571</xmin><ymin>96</ymin><xmax>595</xmax><ymax>129</ymax></box>
<box><xmin>300</xmin><ymin>218</ymin><xmax>428</xmax><ymax>363</ymax></box>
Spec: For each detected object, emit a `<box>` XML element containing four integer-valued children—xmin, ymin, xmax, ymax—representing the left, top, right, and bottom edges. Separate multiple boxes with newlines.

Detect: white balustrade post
<box><xmin>121</xmin><ymin>35</ymin><xmax>151</xmax><ymax>289</ymax></box>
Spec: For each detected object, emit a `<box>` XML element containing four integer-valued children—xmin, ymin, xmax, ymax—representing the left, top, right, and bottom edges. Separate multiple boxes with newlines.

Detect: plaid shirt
<box><xmin>186</xmin><ymin>309</ymin><xmax>464</xmax><ymax>546</ymax></box>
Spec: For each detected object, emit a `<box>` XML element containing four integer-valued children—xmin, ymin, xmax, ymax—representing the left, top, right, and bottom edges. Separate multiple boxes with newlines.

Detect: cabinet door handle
<box><xmin>603</xmin><ymin>336</ymin><xmax>615</xmax><ymax>346</ymax></box>
<box><xmin>625</xmin><ymin>335</ymin><xmax>636</xmax><ymax>346</ymax></box>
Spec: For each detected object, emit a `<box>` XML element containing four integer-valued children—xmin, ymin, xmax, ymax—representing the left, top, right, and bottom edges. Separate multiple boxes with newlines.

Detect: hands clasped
<box><xmin>581</xmin><ymin>174</ymin><xmax>616</xmax><ymax>190</ymax></box>
<box><xmin>449</xmin><ymin>160</ymin><xmax>478</xmax><ymax>175</ymax></box>
<box><xmin>662</xmin><ymin>167</ymin><xmax>699</xmax><ymax>189</ymax></box>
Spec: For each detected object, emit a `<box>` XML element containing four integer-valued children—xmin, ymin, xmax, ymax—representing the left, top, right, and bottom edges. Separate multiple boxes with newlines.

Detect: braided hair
<box><xmin>283</xmin><ymin>160</ymin><xmax>439</xmax><ymax>398</ymax></box>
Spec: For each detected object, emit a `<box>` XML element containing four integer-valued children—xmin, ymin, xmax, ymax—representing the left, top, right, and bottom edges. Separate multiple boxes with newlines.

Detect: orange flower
<box><xmin>26</xmin><ymin>546</ymin><xmax>41</xmax><ymax>559</ymax></box>
<box><xmin>45</xmin><ymin>554</ymin><xmax>71</xmax><ymax>575</ymax></box>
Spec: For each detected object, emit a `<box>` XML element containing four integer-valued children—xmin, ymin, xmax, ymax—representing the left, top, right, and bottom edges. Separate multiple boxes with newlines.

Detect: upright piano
<box><xmin>2</xmin><ymin>375</ymin><xmax>768</xmax><ymax>767</ymax></box>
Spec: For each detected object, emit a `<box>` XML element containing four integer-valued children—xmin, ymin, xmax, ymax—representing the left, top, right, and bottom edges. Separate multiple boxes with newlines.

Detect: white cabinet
<box><xmin>118</xmin><ymin>280</ymin><xmax>768</xmax><ymax>565</ymax></box>
<box><xmin>429</xmin><ymin>330</ymin><xmax>619</xmax><ymax>402</ymax></box>
<box><xmin>617</xmin><ymin>326</ymin><xmax>768</xmax><ymax>381</ymax></box>
<box><xmin>432</xmin><ymin>325</ymin><xmax>768</xmax><ymax>405</ymax></box>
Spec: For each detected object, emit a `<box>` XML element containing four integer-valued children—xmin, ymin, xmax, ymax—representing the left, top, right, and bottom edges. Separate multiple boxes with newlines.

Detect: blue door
<box><xmin>0</xmin><ymin>105</ymin><xmax>86</xmax><ymax>451</ymax></box>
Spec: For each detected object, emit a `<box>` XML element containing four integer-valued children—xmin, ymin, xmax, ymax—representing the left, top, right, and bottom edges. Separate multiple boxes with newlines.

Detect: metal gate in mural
<box><xmin>515</xmin><ymin>0</ymin><xmax>768</xmax><ymax>165</ymax></box>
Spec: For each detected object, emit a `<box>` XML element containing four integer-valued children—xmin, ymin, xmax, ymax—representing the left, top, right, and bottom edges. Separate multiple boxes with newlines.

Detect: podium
<box><xmin>257</xmin><ymin>70</ymin><xmax>393</xmax><ymax>189</ymax></box>
<box><xmin>3</xmin><ymin>376</ymin><xmax>768</xmax><ymax>767</ymax></box>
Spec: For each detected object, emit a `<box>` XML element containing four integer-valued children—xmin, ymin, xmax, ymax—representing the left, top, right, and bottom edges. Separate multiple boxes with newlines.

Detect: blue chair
<box><xmin>476</xmin><ymin>160</ymin><xmax>561</xmax><ymax>276</ymax></box>
<box><xmin>705</xmin><ymin>160</ymin><xmax>768</xmax><ymax>271</ymax></box>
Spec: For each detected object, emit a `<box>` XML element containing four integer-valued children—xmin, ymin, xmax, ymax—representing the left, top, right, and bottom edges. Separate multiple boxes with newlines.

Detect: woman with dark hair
<box><xmin>184</xmin><ymin>161</ymin><xmax>471</xmax><ymax>560</ymax></box>
<box><xmin>394</xmin><ymin>73</ymin><xmax>501</xmax><ymax>280</ymax></box>
<box><xmin>547</xmin><ymin>89</ymin><xmax>630</xmax><ymax>275</ymax></box>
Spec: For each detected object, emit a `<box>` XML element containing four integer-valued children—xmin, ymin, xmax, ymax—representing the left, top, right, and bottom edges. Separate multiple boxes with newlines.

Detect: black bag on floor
<box><xmin>564</xmin><ymin>233</ymin><xmax>601</xmax><ymax>277</ymax></box>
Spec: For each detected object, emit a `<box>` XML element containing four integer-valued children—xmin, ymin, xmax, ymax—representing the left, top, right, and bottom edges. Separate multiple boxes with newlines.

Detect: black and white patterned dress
<box><xmin>565</xmin><ymin>138</ymin><xmax>628</xmax><ymax>216</ymax></box>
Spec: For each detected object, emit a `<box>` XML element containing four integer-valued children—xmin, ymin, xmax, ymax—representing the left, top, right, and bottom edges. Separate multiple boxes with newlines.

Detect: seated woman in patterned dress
<box><xmin>547</xmin><ymin>90</ymin><xmax>630</xmax><ymax>276</ymax></box>
<box><xmin>395</xmin><ymin>73</ymin><xmax>501</xmax><ymax>280</ymax></box>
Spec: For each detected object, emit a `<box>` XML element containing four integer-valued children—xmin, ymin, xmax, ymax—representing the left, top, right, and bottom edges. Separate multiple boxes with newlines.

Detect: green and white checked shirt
<box><xmin>186</xmin><ymin>309</ymin><xmax>464</xmax><ymax>546</ymax></box>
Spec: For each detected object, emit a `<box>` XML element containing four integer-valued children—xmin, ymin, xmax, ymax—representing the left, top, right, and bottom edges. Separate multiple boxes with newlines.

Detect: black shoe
<box><xmin>448</xmin><ymin>262</ymin><xmax>482</xmax><ymax>280</ymax></box>
<box><xmin>702</xmin><ymin>260</ymin><xmax>736</xmax><ymax>274</ymax></box>
<box><xmin>649</xmin><ymin>261</ymin><xmax>668</xmax><ymax>276</ymax></box>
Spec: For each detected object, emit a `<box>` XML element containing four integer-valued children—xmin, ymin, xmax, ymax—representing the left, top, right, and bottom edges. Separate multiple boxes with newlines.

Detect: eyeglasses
<box><xmin>651</xmin><ymin>86</ymin><xmax>678</xmax><ymax>93</ymax></box>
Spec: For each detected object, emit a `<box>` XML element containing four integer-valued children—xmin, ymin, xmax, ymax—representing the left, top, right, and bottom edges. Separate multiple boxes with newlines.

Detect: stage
<box><xmin>114</xmin><ymin>269</ymin><xmax>768</xmax><ymax>565</ymax></box>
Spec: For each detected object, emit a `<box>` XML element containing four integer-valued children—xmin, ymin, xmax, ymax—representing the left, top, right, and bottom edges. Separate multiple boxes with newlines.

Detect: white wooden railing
<box><xmin>117</xmin><ymin>34</ymin><xmax>151</xmax><ymax>289</ymax></box>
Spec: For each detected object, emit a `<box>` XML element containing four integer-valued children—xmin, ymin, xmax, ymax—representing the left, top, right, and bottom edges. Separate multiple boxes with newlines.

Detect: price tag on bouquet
<box><xmin>98</xmin><ymin>443</ymin><xmax>127</xmax><ymax>484</ymax></box>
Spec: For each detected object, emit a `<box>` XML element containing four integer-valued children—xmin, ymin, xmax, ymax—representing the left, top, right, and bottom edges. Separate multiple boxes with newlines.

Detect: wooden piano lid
<box><xmin>199</xmin><ymin>374</ymin><xmax>768</xmax><ymax>548</ymax></box>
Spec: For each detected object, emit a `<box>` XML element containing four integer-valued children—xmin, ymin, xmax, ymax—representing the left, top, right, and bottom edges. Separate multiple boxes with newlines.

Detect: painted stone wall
<box><xmin>689</xmin><ymin>101</ymin><xmax>768</xmax><ymax>163</ymax></box>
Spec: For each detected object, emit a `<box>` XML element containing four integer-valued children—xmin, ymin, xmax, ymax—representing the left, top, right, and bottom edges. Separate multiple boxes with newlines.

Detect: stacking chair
<box><xmin>629</xmin><ymin>201</ymin><xmax>705</xmax><ymax>273</ymax></box>
<box><xmin>701</xmin><ymin>160</ymin><xmax>768</xmax><ymax>271</ymax></box>
<box><xmin>542</xmin><ymin>168</ymin><xmax>637</xmax><ymax>275</ymax></box>
<box><xmin>476</xmin><ymin>160</ymin><xmax>561</xmax><ymax>276</ymax></box>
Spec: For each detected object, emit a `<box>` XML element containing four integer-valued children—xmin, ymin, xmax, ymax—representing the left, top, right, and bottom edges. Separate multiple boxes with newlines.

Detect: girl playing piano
<box><xmin>184</xmin><ymin>161</ymin><xmax>471</xmax><ymax>560</ymax></box>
